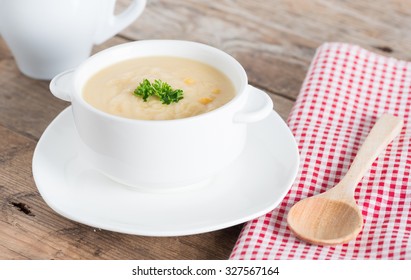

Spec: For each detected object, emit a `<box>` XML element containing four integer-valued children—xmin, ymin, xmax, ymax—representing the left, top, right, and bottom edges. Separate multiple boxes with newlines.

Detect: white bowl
<box><xmin>50</xmin><ymin>40</ymin><xmax>273</xmax><ymax>190</ymax></box>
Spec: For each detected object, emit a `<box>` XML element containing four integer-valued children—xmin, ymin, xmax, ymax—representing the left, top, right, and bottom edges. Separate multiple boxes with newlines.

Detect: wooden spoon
<box><xmin>287</xmin><ymin>114</ymin><xmax>403</xmax><ymax>245</ymax></box>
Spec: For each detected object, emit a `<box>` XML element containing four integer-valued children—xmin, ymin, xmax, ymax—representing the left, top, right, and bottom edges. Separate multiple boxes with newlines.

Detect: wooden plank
<box><xmin>117</xmin><ymin>0</ymin><xmax>411</xmax><ymax>99</ymax></box>
<box><xmin>0</xmin><ymin>40</ymin><xmax>69</xmax><ymax>140</ymax></box>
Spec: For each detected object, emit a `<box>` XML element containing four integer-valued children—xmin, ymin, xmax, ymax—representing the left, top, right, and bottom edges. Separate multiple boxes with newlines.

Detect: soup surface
<box><xmin>83</xmin><ymin>56</ymin><xmax>236</xmax><ymax>120</ymax></box>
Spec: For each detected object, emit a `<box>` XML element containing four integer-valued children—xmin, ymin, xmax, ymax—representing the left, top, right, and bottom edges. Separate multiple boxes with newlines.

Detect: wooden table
<box><xmin>1</xmin><ymin>0</ymin><xmax>410</xmax><ymax>260</ymax></box>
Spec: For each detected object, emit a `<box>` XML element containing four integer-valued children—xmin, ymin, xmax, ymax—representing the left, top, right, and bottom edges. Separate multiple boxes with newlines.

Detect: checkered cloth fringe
<box><xmin>230</xmin><ymin>42</ymin><xmax>411</xmax><ymax>259</ymax></box>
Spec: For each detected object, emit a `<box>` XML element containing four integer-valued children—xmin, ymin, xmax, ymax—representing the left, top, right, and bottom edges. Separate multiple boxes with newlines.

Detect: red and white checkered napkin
<box><xmin>230</xmin><ymin>42</ymin><xmax>411</xmax><ymax>260</ymax></box>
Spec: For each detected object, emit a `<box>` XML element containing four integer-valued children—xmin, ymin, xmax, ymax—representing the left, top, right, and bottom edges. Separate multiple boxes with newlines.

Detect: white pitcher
<box><xmin>0</xmin><ymin>0</ymin><xmax>146</xmax><ymax>79</ymax></box>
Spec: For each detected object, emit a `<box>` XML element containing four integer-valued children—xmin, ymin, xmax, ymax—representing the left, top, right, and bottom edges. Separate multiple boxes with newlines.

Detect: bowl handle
<box><xmin>233</xmin><ymin>85</ymin><xmax>273</xmax><ymax>123</ymax></box>
<box><xmin>49</xmin><ymin>69</ymin><xmax>75</xmax><ymax>102</ymax></box>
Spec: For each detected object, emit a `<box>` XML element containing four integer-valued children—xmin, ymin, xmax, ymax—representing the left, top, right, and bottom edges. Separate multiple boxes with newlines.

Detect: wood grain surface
<box><xmin>1</xmin><ymin>0</ymin><xmax>410</xmax><ymax>259</ymax></box>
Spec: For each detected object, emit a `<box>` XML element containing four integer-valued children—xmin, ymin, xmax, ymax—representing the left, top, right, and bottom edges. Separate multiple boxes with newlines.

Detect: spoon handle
<box><xmin>338</xmin><ymin>114</ymin><xmax>403</xmax><ymax>195</ymax></box>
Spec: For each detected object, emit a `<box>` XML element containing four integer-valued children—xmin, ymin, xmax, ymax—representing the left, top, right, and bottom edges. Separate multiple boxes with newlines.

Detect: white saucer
<box><xmin>33</xmin><ymin>107</ymin><xmax>299</xmax><ymax>236</ymax></box>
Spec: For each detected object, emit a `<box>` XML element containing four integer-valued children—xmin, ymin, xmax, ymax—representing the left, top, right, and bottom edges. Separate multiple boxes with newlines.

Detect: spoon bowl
<box><xmin>287</xmin><ymin>114</ymin><xmax>403</xmax><ymax>245</ymax></box>
<box><xmin>287</xmin><ymin>197</ymin><xmax>363</xmax><ymax>245</ymax></box>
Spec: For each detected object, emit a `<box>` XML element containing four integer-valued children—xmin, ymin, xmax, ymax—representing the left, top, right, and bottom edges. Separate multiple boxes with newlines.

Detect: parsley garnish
<box><xmin>133</xmin><ymin>79</ymin><xmax>184</xmax><ymax>105</ymax></box>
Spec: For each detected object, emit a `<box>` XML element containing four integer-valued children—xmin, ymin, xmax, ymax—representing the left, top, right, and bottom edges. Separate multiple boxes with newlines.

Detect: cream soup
<box><xmin>83</xmin><ymin>56</ymin><xmax>236</xmax><ymax>120</ymax></box>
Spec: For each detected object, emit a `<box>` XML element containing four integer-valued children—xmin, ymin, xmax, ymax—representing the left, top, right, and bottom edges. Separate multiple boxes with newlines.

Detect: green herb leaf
<box><xmin>133</xmin><ymin>79</ymin><xmax>184</xmax><ymax>104</ymax></box>
<box><xmin>133</xmin><ymin>79</ymin><xmax>154</xmax><ymax>102</ymax></box>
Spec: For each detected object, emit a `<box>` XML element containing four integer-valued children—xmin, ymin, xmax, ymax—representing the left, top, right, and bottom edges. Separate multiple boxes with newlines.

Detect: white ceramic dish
<box><xmin>32</xmin><ymin>106</ymin><xmax>299</xmax><ymax>236</ymax></box>
<box><xmin>50</xmin><ymin>40</ymin><xmax>273</xmax><ymax>189</ymax></box>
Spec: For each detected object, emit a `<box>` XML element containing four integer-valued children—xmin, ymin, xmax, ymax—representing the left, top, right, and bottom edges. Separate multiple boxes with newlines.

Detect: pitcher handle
<box><xmin>93</xmin><ymin>0</ymin><xmax>146</xmax><ymax>45</ymax></box>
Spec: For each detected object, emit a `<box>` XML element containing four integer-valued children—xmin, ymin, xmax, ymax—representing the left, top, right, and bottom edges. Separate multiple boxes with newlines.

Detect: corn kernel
<box><xmin>184</xmin><ymin>78</ymin><xmax>195</xmax><ymax>85</ymax></box>
<box><xmin>211</xmin><ymin>88</ymin><xmax>221</xmax><ymax>94</ymax></box>
<box><xmin>199</xmin><ymin>97</ymin><xmax>213</xmax><ymax>105</ymax></box>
